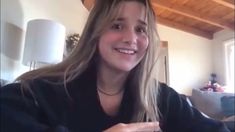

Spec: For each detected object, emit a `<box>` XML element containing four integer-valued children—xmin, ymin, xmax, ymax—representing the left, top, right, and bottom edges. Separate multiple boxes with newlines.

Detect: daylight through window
<box><xmin>224</xmin><ymin>39</ymin><xmax>234</xmax><ymax>93</ymax></box>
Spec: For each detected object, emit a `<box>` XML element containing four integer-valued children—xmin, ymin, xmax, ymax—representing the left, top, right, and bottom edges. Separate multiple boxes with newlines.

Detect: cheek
<box><xmin>99</xmin><ymin>32</ymin><xmax>118</xmax><ymax>48</ymax></box>
<box><xmin>98</xmin><ymin>40</ymin><xmax>107</xmax><ymax>57</ymax></box>
<box><xmin>139</xmin><ymin>37</ymin><xmax>149</xmax><ymax>53</ymax></box>
<box><xmin>98</xmin><ymin>34</ymin><xmax>110</xmax><ymax>52</ymax></box>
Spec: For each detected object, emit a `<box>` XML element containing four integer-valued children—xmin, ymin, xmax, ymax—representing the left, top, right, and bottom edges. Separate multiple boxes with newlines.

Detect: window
<box><xmin>224</xmin><ymin>39</ymin><xmax>234</xmax><ymax>93</ymax></box>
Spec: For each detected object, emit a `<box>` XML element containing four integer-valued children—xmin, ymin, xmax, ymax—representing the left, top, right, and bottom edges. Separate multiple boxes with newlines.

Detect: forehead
<box><xmin>114</xmin><ymin>1</ymin><xmax>147</xmax><ymax>22</ymax></box>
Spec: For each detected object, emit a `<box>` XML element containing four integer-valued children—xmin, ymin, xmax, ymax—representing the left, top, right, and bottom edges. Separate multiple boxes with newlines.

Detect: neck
<box><xmin>97</xmin><ymin>63</ymin><xmax>129</xmax><ymax>93</ymax></box>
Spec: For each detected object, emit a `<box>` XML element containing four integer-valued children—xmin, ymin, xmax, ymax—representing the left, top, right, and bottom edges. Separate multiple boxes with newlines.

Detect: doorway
<box><xmin>157</xmin><ymin>41</ymin><xmax>169</xmax><ymax>85</ymax></box>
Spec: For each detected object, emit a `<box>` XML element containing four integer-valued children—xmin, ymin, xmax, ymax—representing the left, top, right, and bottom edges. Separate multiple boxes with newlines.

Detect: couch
<box><xmin>188</xmin><ymin>88</ymin><xmax>234</xmax><ymax>131</ymax></box>
<box><xmin>189</xmin><ymin>88</ymin><xmax>234</xmax><ymax>120</ymax></box>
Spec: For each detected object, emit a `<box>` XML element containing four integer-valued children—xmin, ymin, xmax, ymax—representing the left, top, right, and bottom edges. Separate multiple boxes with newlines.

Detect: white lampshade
<box><xmin>22</xmin><ymin>19</ymin><xmax>66</xmax><ymax>67</ymax></box>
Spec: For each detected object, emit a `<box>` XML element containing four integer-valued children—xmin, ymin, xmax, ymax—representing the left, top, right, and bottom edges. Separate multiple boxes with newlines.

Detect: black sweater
<box><xmin>0</xmin><ymin>69</ymin><xmax>230</xmax><ymax>132</ymax></box>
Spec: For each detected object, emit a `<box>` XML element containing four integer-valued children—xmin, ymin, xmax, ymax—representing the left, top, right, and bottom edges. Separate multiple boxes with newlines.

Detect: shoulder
<box><xmin>1</xmin><ymin>78</ymin><xmax>65</xmax><ymax>101</ymax></box>
<box><xmin>158</xmin><ymin>82</ymin><xmax>181</xmax><ymax>103</ymax></box>
<box><xmin>25</xmin><ymin>78</ymin><xmax>69</xmax><ymax>105</ymax></box>
<box><xmin>1</xmin><ymin>82</ymin><xmax>21</xmax><ymax>90</ymax></box>
<box><xmin>1</xmin><ymin>82</ymin><xmax>22</xmax><ymax>98</ymax></box>
<box><xmin>157</xmin><ymin>83</ymin><xmax>189</xmax><ymax>129</ymax></box>
<box><xmin>157</xmin><ymin>83</ymin><xmax>184</xmax><ymax>121</ymax></box>
<box><xmin>157</xmin><ymin>83</ymin><xmax>230</xmax><ymax>132</ymax></box>
<box><xmin>157</xmin><ymin>83</ymin><xmax>191</xmax><ymax>118</ymax></box>
<box><xmin>0</xmin><ymin>80</ymin><xmax>71</xmax><ymax>131</ymax></box>
<box><xmin>157</xmin><ymin>82</ymin><xmax>182</xmax><ymax>110</ymax></box>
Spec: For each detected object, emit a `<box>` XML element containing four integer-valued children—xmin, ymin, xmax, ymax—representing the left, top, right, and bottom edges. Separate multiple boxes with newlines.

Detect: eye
<box><xmin>111</xmin><ymin>23</ymin><xmax>123</xmax><ymax>30</ymax></box>
<box><xmin>136</xmin><ymin>26</ymin><xmax>147</xmax><ymax>34</ymax></box>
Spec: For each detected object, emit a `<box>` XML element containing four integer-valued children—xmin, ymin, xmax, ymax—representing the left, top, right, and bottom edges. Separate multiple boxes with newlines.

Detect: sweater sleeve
<box><xmin>0</xmin><ymin>83</ymin><xmax>69</xmax><ymax>132</ymax></box>
<box><xmin>158</xmin><ymin>83</ymin><xmax>230</xmax><ymax>132</ymax></box>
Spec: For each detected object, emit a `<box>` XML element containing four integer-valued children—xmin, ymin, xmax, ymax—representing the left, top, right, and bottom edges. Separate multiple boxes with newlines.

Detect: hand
<box><xmin>103</xmin><ymin>122</ymin><xmax>160</xmax><ymax>132</ymax></box>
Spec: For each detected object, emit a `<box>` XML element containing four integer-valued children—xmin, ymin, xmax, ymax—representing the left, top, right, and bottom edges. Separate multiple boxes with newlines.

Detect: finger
<box><xmin>128</xmin><ymin>122</ymin><xmax>160</xmax><ymax>131</ymax></box>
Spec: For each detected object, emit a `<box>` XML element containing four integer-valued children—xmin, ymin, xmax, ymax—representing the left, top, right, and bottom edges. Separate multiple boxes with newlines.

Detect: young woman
<box><xmin>0</xmin><ymin>0</ymin><xmax>230</xmax><ymax>131</ymax></box>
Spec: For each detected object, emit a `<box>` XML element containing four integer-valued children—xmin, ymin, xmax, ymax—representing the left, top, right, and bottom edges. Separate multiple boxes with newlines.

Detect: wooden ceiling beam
<box><xmin>212</xmin><ymin>0</ymin><xmax>235</xmax><ymax>9</ymax></box>
<box><xmin>83</xmin><ymin>0</ymin><xmax>94</xmax><ymax>10</ymax></box>
<box><xmin>157</xmin><ymin>17</ymin><xmax>213</xmax><ymax>39</ymax></box>
<box><xmin>152</xmin><ymin>0</ymin><xmax>234</xmax><ymax>30</ymax></box>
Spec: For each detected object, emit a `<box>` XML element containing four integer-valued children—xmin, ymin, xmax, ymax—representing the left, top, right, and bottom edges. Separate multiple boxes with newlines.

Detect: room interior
<box><xmin>2</xmin><ymin>0</ymin><xmax>234</xmax><ymax>93</ymax></box>
<box><xmin>1</xmin><ymin>0</ymin><xmax>234</xmax><ymax>126</ymax></box>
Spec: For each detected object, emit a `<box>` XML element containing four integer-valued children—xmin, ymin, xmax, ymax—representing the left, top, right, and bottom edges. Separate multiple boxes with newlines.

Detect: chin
<box><xmin>114</xmin><ymin>63</ymin><xmax>138</xmax><ymax>72</ymax></box>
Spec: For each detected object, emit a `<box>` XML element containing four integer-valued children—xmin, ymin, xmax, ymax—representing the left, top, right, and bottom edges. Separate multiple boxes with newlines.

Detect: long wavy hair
<box><xmin>17</xmin><ymin>0</ymin><xmax>161</xmax><ymax>122</ymax></box>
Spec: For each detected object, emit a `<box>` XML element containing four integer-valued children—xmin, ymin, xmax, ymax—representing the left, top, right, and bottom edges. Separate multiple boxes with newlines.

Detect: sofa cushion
<box><xmin>190</xmin><ymin>88</ymin><xmax>234</xmax><ymax>120</ymax></box>
<box><xmin>223</xmin><ymin>121</ymin><xmax>235</xmax><ymax>132</ymax></box>
<box><xmin>221</xmin><ymin>96</ymin><xmax>235</xmax><ymax>117</ymax></box>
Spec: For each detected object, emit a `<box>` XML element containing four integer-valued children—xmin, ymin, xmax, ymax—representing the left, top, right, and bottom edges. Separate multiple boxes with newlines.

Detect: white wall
<box><xmin>212</xmin><ymin>29</ymin><xmax>235</xmax><ymax>85</ymax></box>
<box><xmin>157</xmin><ymin>25</ymin><xmax>213</xmax><ymax>95</ymax></box>
<box><xmin>1</xmin><ymin>0</ymin><xmax>89</xmax><ymax>82</ymax></box>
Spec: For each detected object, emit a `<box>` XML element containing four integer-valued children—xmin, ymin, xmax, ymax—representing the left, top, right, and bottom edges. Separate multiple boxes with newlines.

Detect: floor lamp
<box><xmin>22</xmin><ymin>19</ymin><xmax>66</xmax><ymax>70</ymax></box>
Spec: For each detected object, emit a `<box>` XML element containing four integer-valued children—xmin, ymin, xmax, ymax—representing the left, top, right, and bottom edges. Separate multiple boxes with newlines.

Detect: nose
<box><xmin>122</xmin><ymin>28</ymin><xmax>137</xmax><ymax>45</ymax></box>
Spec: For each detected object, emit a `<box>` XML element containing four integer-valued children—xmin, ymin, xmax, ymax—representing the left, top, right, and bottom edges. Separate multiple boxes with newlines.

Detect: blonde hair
<box><xmin>17</xmin><ymin>0</ymin><xmax>161</xmax><ymax>122</ymax></box>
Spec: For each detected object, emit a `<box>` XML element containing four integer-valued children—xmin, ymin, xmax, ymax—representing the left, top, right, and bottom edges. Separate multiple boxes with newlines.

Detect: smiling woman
<box><xmin>98</xmin><ymin>1</ymin><xmax>148</xmax><ymax>72</ymax></box>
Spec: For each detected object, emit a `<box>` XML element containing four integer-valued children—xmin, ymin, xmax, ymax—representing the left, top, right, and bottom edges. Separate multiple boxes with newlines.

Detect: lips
<box><xmin>115</xmin><ymin>48</ymin><xmax>137</xmax><ymax>55</ymax></box>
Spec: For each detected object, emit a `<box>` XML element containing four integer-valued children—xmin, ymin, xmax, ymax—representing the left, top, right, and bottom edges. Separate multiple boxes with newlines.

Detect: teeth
<box><xmin>117</xmin><ymin>49</ymin><xmax>135</xmax><ymax>54</ymax></box>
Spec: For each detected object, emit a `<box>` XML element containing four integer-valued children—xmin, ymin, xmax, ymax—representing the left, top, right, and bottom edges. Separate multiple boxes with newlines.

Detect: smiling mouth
<box><xmin>115</xmin><ymin>48</ymin><xmax>137</xmax><ymax>55</ymax></box>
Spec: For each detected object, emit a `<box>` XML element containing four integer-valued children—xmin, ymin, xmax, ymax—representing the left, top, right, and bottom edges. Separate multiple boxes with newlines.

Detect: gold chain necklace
<box><xmin>97</xmin><ymin>86</ymin><xmax>124</xmax><ymax>96</ymax></box>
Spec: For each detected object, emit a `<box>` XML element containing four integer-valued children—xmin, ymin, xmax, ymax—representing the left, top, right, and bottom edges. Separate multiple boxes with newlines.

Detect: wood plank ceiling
<box><xmin>82</xmin><ymin>0</ymin><xmax>235</xmax><ymax>39</ymax></box>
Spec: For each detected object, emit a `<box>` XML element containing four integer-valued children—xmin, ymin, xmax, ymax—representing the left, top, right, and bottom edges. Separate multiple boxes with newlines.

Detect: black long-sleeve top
<box><xmin>0</xmin><ymin>68</ymin><xmax>230</xmax><ymax>132</ymax></box>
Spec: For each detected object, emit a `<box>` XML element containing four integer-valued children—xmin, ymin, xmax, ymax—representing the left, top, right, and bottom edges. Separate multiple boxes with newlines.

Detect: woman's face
<box><xmin>98</xmin><ymin>1</ymin><xmax>149</xmax><ymax>73</ymax></box>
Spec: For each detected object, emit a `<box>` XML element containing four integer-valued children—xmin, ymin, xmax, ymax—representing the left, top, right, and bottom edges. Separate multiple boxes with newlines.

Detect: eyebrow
<box><xmin>115</xmin><ymin>17</ymin><xmax>147</xmax><ymax>26</ymax></box>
